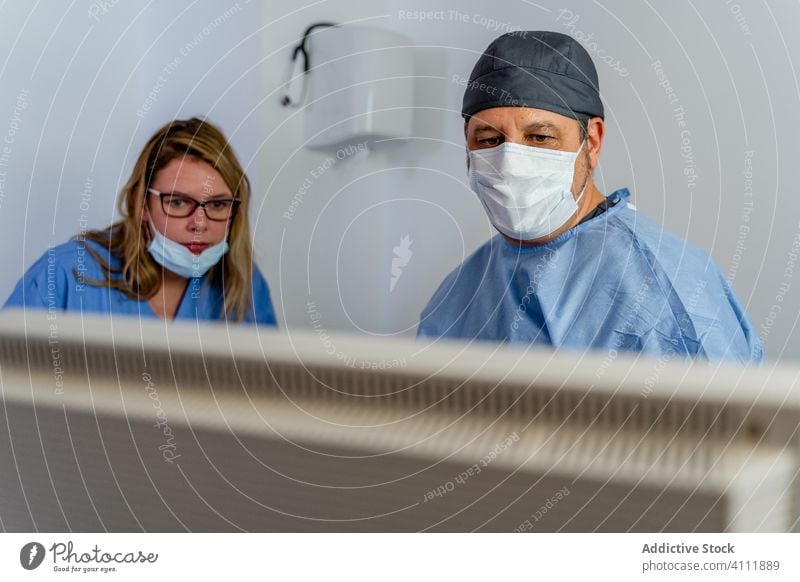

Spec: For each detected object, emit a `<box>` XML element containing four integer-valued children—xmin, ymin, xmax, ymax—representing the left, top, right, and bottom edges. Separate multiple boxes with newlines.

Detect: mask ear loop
<box><xmin>573</xmin><ymin>139</ymin><xmax>591</xmax><ymax>204</ymax></box>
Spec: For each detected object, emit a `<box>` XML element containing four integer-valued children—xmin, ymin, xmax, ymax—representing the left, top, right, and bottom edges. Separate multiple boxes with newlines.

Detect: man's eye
<box><xmin>527</xmin><ymin>134</ymin><xmax>553</xmax><ymax>144</ymax></box>
<box><xmin>478</xmin><ymin>136</ymin><xmax>502</xmax><ymax>146</ymax></box>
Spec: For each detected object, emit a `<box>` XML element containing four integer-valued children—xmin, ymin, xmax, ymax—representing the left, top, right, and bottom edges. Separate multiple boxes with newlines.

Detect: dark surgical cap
<box><xmin>461</xmin><ymin>31</ymin><xmax>604</xmax><ymax>121</ymax></box>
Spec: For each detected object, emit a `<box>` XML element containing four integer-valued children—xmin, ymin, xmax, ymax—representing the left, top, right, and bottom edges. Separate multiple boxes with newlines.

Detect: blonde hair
<box><xmin>81</xmin><ymin>117</ymin><xmax>254</xmax><ymax>321</ymax></box>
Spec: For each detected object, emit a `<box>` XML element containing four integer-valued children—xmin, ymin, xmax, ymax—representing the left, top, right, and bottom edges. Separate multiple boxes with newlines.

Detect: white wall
<box><xmin>2</xmin><ymin>0</ymin><xmax>800</xmax><ymax>362</ymax></box>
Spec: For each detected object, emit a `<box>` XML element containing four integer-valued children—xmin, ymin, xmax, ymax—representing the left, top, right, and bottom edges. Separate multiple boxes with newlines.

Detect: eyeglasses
<box><xmin>147</xmin><ymin>188</ymin><xmax>240</xmax><ymax>222</ymax></box>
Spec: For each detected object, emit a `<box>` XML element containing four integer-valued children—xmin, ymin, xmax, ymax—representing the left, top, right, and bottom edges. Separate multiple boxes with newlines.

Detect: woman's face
<box><xmin>142</xmin><ymin>157</ymin><xmax>234</xmax><ymax>254</ymax></box>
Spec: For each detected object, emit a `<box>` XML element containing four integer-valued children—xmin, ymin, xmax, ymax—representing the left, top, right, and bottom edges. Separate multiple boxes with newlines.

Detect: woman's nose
<box><xmin>189</xmin><ymin>205</ymin><xmax>208</xmax><ymax>229</ymax></box>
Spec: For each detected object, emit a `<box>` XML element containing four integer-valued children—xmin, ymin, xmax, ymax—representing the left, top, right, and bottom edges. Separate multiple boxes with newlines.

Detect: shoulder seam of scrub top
<box><xmin>595</xmin><ymin>200</ymin><xmax>715</xmax><ymax>351</ymax></box>
<box><xmin>610</xmin><ymin>216</ymin><xmax>703</xmax><ymax>355</ymax></box>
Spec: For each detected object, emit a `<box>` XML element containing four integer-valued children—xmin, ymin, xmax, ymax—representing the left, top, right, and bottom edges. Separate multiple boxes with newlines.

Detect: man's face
<box><xmin>465</xmin><ymin>107</ymin><xmax>602</xmax><ymax>198</ymax></box>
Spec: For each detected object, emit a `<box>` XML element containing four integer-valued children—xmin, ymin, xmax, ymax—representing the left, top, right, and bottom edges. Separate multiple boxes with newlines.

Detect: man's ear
<box><xmin>587</xmin><ymin>117</ymin><xmax>605</xmax><ymax>169</ymax></box>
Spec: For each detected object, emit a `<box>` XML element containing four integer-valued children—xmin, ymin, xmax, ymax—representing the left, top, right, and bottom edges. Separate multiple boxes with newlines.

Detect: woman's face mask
<box><xmin>147</xmin><ymin>229</ymin><xmax>229</xmax><ymax>279</ymax></box>
<box><xmin>468</xmin><ymin>140</ymin><xmax>587</xmax><ymax>241</ymax></box>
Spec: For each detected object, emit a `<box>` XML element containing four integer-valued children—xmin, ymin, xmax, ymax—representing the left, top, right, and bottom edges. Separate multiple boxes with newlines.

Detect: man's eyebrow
<box><xmin>471</xmin><ymin>121</ymin><xmax>562</xmax><ymax>134</ymax></box>
<box><xmin>521</xmin><ymin>121</ymin><xmax>560</xmax><ymax>133</ymax></box>
<box><xmin>472</xmin><ymin>123</ymin><xmax>503</xmax><ymax>133</ymax></box>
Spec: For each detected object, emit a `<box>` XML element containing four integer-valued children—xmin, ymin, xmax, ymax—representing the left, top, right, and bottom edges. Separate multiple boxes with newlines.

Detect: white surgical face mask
<box><xmin>468</xmin><ymin>140</ymin><xmax>587</xmax><ymax>241</ymax></box>
<box><xmin>147</xmin><ymin>229</ymin><xmax>229</xmax><ymax>279</ymax></box>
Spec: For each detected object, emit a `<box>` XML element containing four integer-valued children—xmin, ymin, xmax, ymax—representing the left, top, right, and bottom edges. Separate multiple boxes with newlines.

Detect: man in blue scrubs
<box><xmin>418</xmin><ymin>31</ymin><xmax>762</xmax><ymax>363</ymax></box>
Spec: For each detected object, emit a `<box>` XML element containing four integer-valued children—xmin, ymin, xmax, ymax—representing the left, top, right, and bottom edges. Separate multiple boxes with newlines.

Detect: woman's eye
<box><xmin>211</xmin><ymin>201</ymin><xmax>229</xmax><ymax>209</ymax></box>
<box><xmin>168</xmin><ymin>198</ymin><xmax>188</xmax><ymax>208</ymax></box>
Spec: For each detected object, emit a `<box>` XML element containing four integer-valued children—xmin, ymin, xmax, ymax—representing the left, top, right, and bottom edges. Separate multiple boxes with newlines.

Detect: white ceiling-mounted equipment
<box><xmin>281</xmin><ymin>23</ymin><xmax>414</xmax><ymax>151</ymax></box>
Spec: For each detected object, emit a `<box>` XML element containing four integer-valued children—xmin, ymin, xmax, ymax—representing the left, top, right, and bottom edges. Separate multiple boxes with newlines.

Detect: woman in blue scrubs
<box><xmin>4</xmin><ymin>117</ymin><xmax>277</xmax><ymax>325</ymax></box>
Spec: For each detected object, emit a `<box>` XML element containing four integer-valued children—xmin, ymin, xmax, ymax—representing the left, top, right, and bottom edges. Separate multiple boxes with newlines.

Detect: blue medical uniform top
<box><xmin>418</xmin><ymin>189</ymin><xmax>763</xmax><ymax>364</ymax></box>
<box><xmin>3</xmin><ymin>238</ymin><xmax>277</xmax><ymax>325</ymax></box>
